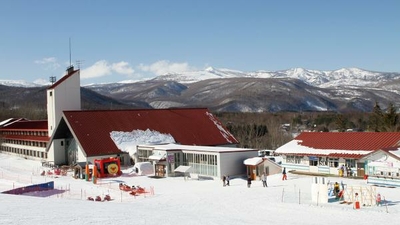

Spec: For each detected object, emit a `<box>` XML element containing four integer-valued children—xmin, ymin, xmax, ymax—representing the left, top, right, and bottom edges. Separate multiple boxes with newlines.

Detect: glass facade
<box><xmin>137</xmin><ymin>149</ymin><xmax>152</xmax><ymax>162</ymax></box>
<box><xmin>136</xmin><ymin>148</ymin><xmax>220</xmax><ymax>177</ymax></box>
<box><xmin>182</xmin><ymin>153</ymin><xmax>218</xmax><ymax>177</ymax></box>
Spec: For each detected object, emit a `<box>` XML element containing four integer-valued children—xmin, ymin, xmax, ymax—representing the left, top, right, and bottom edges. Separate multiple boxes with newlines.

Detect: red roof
<box><xmin>62</xmin><ymin>108</ymin><xmax>238</xmax><ymax>157</ymax></box>
<box><xmin>295</xmin><ymin>132</ymin><xmax>400</xmax><ymax>151</ymax></box>
<box><xmin>48</xmin><ymin>68</ymin><xmax>79</xmax><ymax>89</ymax></box>
<box><xmin>0</xmin><ymin>120</ymin><xmax>48</xmax><ymax>131</ymax></box>
<box><xmin>0</xmin><ymin>120</ymin><xmax>49</xmax><ymax>142</ymax></box>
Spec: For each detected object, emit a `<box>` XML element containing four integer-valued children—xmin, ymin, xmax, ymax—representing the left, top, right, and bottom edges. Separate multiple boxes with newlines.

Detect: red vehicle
<box><xmin>94</xmin><ymin>157</ymin><xmax>122</xmax><ymax>178</ymax></box>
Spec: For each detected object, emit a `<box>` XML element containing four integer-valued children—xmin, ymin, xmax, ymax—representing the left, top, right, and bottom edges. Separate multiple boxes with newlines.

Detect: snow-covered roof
<box><xmin>148</xmin><ymin>152</ymin><xmax>167</xmax><ymax>161</ymax></box>
<box><xmin>275</xmin><ymin>139</ymin><xmax>371</xmax><ymax>158</ymax></box>
<box><xmin>111</xmin><ymin>129</ymin><xmax>175</xmax><ymax>156</ymax></box>
<box><xmin>174</xmin><ymin>166</ymin><xmax>193</xmax><ymax>173</ymax></box>
<box><xmin>243</xmin><ymin>157</ymin><xmax>263</xmax><ymax>166</ymax></box>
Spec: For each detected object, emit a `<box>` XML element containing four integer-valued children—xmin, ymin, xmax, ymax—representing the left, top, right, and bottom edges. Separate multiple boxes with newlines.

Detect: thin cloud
<box><xmin>34</xmin><ymin>57</ymin><xmax>60</xmax><ymax>70</ymax></box>
<box><xmin>112</xmin><ymin>61</ymin><xmax>135</xmax><ymax>75</ymax></box>
<box><xmin>81</xmin><ymin>60</ymin><xmax>135</xmax><ymax>79</ymax></box>
<box><xmin>138</xmin><ymin>60</ymin><xmax>193</xmax><ymax>75</ymax></box>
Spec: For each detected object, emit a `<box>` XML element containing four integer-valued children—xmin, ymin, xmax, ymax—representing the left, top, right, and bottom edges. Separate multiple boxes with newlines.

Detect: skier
<box><xmin>261</xmin><ymin>172</ymin><xmax>267</xmax><ymax>187</ymax></box>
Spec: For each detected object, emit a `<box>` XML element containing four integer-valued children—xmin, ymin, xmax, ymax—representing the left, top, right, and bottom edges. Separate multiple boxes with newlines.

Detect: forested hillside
<box><xmin>1</xmin><ymin>102</ymin><xmax>398</xmax><ymax>150</ymax></box>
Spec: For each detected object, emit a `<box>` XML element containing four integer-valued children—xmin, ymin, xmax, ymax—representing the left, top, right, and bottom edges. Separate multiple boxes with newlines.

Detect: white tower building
<box><xmin>47</xmin><ymin>66</ymin><xmax>81</xmax><ymax>136</ymax></box>
<box><xmin>46</xmin><ymin>66</ymin><xmax>81</xmax><ymax>164</ymax></box>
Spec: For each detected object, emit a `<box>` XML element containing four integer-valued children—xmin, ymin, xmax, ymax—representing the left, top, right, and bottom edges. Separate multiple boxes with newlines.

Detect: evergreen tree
<box><xmin>369</xmin><ymin>101</ymin><xmax>384</xmax><ymax>132</ymax></box>
<box><xmin>335</xmin><ymin>114</ymin><xmax>347</xmax><ymax>132</ymax></box>
<box><xmin>383</xmin><ymin>102</ymin><xmax>399</xmax><ymax>131</ymax></box>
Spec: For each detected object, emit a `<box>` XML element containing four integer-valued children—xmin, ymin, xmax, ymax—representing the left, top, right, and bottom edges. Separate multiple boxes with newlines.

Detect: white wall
<box><xmin>3</xmin><ymin>143</ymin><xmax>45</xmax><ymax>153</ymax></box>
<box><xmin>52</xmin><ymin>139</ymin><xmax>66</xmax><ymax>165</ymax></box>
<box><xmin>219</xmin><ymin>150</ymin><xmax>258</xmax><ymax>178</ymax></box>
<box><xmin>47</xmin><ymin>70</ymin><xmax>81</xmax><ymax>137</ymax></box>
<box><xmin>77</xmin><ymin>146</ymin><xmax>87</xmax><ymax>163</ymax></box>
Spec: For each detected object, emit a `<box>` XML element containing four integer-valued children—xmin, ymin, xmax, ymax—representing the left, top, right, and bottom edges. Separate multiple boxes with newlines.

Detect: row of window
<box><xmin>189</xmin><ymin>163</ymin><xmax>218</xmax><ymax>177</ymax></box>
<box><xmin>2</xmin><ymin>139</ymin><xmax>47</xmax><ymax>147</ymax></box>
<box><xmin>182</xmin><ymin>153</ymin><xmax>218</xmax><ymax>177</ymax></box>
<box><xmin>1</xmin><ymin>146</ymin><xmax>47</xmax><ymax>159</ymax></box>
<box><xmin>309</xmin><ymin>158</ymin><xmax>339</xmax><ymax>167</ymax></box>
<box><xmin>1</xmin><ymin>130</ymin><xmax>48</xmax><ymax>137</ymax></box>
<box><xmin>374</xmin><ymin>171</ymin><xmax>400</xmax><ymax>177</ymax></box>
<box><xmin>136</xmin><ymin>150</ymin><xmax>219</xmax><ymax>177</ymax></box>
<box><xmin>287</xmin><ymin>155</ymin><xmax>356</xmax><ymax>168</ymax></box>
<box><xmin>183</xmin><ymin>153</ymin><xmax>217</xmax><ymax>166</ymax></box>
<box><xmin>286</xmin><ymin>156</ymin><xmax>302</xmax><ymax>164</ymax></box>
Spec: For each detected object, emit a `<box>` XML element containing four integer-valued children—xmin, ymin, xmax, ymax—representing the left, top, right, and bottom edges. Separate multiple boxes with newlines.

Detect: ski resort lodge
<box><xmin>275</xmin><ymin>132</ymin><xmax>400</xmax><ymax>187</ymax></box>
<box><xmin>136</xmin><ymin>143</ymin><xmax>257</xmax><ymax>178</ymax></box>
<box><xmin>0</xmin><ymin>66</ymin><xmax>257</xmax><ymax>178</ymax></box>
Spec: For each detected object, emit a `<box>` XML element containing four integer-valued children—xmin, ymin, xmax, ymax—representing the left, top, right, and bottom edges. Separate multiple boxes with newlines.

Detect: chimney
<box><xmin>66</xmin><ymin>65</ymin><xmax>74</xmax><ymax>74</ymax></box>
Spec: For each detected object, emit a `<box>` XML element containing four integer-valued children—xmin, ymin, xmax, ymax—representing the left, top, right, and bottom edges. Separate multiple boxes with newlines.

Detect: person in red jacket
<box><xmin>376</xmin><ymin>193</ymin><xmax>382</xmax><ymax>206</ymax></box>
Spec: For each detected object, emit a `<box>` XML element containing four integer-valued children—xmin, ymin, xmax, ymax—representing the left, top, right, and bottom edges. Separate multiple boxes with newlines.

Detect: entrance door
<box><xmin>251</xmin><ymin>166</ymin><xmax>257</xmax><ymax>180</ymax></box>
<box><xmin>265</xmin><ymin>166</ymin><xmax>270</xmax><ymax>175</ymax></box>
<box><xmin>155</xmin><ymin>164</ymin><xmax>165</xmax><ymax>177</ymax></box>
<box><xmin>356</xmin><ymin>163</ymin><xmax>365</xmax><ymax>177</ymax></box>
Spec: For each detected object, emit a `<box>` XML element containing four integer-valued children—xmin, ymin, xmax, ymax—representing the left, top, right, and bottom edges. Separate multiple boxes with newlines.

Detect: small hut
<box><xmin>244</xmin><ymin>157</ymin><xmax>282</xmax><ymax>180</ymax></box>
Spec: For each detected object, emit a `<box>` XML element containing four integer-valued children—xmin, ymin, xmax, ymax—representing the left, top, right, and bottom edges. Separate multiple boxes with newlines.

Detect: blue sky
<box><xmin>1</xmin><ymin>0</ymin><xmax>399</xmax><ymax>85</ymax></box>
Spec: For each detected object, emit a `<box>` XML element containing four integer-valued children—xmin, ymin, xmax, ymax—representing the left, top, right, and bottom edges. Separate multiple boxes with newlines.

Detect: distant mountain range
<box><xmin>2</xmin><ymin>67</ymin><xmax>400</xmax><ymax>113</ymax></box>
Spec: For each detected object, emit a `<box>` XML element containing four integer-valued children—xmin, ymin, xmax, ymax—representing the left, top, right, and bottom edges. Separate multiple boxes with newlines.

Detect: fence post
<box><xmin>299</xmin><ymin>189</ymin><xmax>301</xmax><ymax>204</ymax></box>
<box><xmin>384</xmin><ymin>196</ymin><xmax>388</xmax><ymax>213</ymax></box>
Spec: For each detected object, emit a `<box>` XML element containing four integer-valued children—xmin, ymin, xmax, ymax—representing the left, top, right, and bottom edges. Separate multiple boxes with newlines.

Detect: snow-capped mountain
<box><xmin>149</xmin><ymin>66</ymin><xmax>247</xmax><ymax>84</ymax></box>
<box><xmin>2</xmin><ymin>67</ymin><xmax>400</xmax><ymax>113</ymax></box>
<box><xmin>2</xmin><ymin>67</ymin><xmax>399</xmax><ymax>89</ymax></box>
<box><xmin>0</xmin><ymin>80</ymin><xmax>47</xmax><ymax>87</ymax></box>
<box><xmin>151</xmin><ymin>67</ymin><xmax>400</xmax><ymax>89</ymax></box>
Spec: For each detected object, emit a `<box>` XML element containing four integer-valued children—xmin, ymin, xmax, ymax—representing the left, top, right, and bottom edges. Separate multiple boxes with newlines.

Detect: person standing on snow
<box><xmin>282</xmin><ymin>167</ymin><xmax>287</xmax><ymax>180</ymax></box>
<box><xmin>222</xmin><ymin>175</ymin><xmax>226</xmax><ymax>187</ymax></box>
<box><xmin>226</xmin><ymin>176</ymin><xmax>230</xmax><ymax>186</ymax></box>
<box><xmin>376</xmin><ymin>193</ymin><xmax>382</xmax><ymax>206</ymax></box>
<box><xmin>261</xmin><ymin>172</ymin><xmax>267</xmax><ymax>187</ymax></box>
<box><xmin>247</xmin><ymin>176</ymin><xmax>252</xmax><ymax>188</ymax></box>
<box><xmin>334</xmin><ymin>182</ymin><xmax>340</xmax><ymax>199</ymax></box>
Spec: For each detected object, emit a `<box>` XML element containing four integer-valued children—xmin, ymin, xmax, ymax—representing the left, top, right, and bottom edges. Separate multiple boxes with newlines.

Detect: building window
<box><xmin>319</xmin><ymin>157</ymin><xmax>327</xmax><ymax>166</ymax></box>
<box><xmin>308</xmin><ymin>156</ymin><xmax>318</xmax><ymax>166</ymax></box>
<box><xmin>345</xmin><ymin>159</ymin><xmax>356</xmax><ymax>168</ymax></box>
<box><xmin>286</xmin><ymin>155</ymin><xmax>302</xmax><ymax>164</ymax></box>
<box><xmin>329</xmin><ymin>158</ymin><xmax>339</xmax><ymax>168</ymax></box>
<box><xmin>137</xmin><ymin>149</ymin><xmax>152</xmax><ymax>162</ymax></box>
<box><xmin>183</xmin><ymin>153</ymin><xmax>218</xmax><ymax>177</ymax></box>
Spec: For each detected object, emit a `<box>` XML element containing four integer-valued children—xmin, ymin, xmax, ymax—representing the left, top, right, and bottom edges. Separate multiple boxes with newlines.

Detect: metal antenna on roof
<box><xmin>66</xmin><ymin>38</ymin><xmax>74</xmax><ymax>74</ymax></box>
<box><xmin>76</xmin><ymin>60</ymin><xmax>84</xmax><ymax>69</ymax></box>
<box><xmin>69</xmin><ymin>37</ymin><xmax>72</xmax><ymax>67</ymax></box>
<box><xmin>49</xmin><ymin>76</ymin><xmax>56</xmax><ymax>84</ymax></box>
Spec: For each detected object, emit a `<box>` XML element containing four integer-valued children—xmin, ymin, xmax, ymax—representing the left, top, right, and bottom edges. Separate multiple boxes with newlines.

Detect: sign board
<box><xmin>168</xmin><ymin>153</ymin><xmax>175</xmax><ymax>163</ymax></box>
